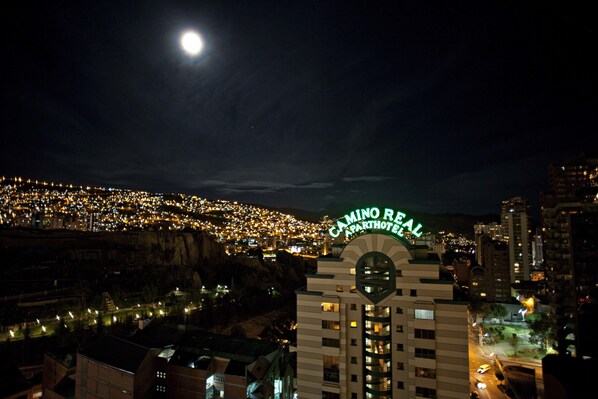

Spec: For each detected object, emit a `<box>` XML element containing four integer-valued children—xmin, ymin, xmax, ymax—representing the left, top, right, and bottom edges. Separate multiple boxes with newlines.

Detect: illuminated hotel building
<box><xmin>296</xmin><ymin>213</ymin><xmax>469</xmax><ymax>399</ymax></box>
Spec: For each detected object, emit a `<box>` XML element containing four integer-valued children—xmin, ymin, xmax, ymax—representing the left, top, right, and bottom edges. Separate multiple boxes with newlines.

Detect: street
<box><xmin>469</xmin><ymin>324</ymin><xmax>509</xmax><ymax>399</ymax></box>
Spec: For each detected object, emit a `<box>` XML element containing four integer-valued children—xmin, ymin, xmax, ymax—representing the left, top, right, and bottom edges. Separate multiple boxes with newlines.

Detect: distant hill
<box><xmin>273</xmin><ymin>202</ymin><xmax>499</xmax><ymax>238</ymax></box>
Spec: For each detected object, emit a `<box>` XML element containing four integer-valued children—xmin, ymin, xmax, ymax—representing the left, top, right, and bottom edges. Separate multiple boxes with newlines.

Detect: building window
<box><xmin>396</xmin><ymin>307</ymin><xmax>403</xmax><ymax>314</ymax></box>
<box><xmin>396</xmin><ymin>325</ymin><xmax>403</xmax><ymax>333</ymax></box>
<box><xmin>397</xmin><ymin>381</ymin><xmax>404</xmax><ymax>389</ymax></box>
<box><xmin>350</xmin><ymin>320</ymin><xmax>357</xmax><ymax>328</ymax></box>
<box><xmin>349</xmin><ymin>268</ymin><xmax>356</xmax><ymax>275</ymax></box>
<box><xmin>322</xmin><ymin>392</ymin><xmax>340</xmax><ymax>399</ymax></box>
<box><xmin>351</xmin><ymin>339</ymin><xmax>357</xmax><ymax>346</ymax></box>
<box><xmin>396</xmin><ymin>288</ymin><xmax>403</xmax><ymax>296</ymax></box>
<box><xmin>396</xmin><ymin>269</ymin><xmax>402</xmax><ymax>277</ymax></box>
<box><xmin>351</xmin><ymin>374</ymin><xmax>357</xmax><ymax>382</ymax></box>
<box><xmin>415</xmin><ymin>328</ymin><xmax>435</xmax><ymax>339</ymax></box>
<box><xmin>351</xmin><ymin>393</ymin><xmax>357</xmax><ymax>399</ymax></box>
<box><xmin>410</xmin><ymin>289</ymin><xmax>417</xmax><ymax>297</ymax></box>
<box><xmin>397</xmin><ymin>362</ymin><xmax>404</xmax><ymax>370</ymax></box>
<box><xmin>415</xmin><ymin>348</ymin><xmax>436</xmax><ymax>359</ymax></box>
<box><xmin>415</xmin><ymin>309</ymin><xmax>434</xmax><ymax>320</ymax></box>
<box><xmin>350</xmin><ymin>285</ymin><xmax>357</xmax><ymax>293</ymax></box>
<box><xmin>322</xmin><ymin>302</ymin><xmax>339</xmax><ymax>312</ymax></box>
<box><xmin>351</xmin><ymin>356</ymin><xmax>357</xmax><ymax>364</ymax></box>
<box><xmin>322</xmin><ymin>320</ymin><xmax>340</xmax><ymax>330</ymax></box>
<box><xmin>322</xmin><ymin>338</ymin><xmax>340</xmax><ymax>348</ymax></box>
<box><xmin>336</xmin><ymin>285</ymin><xmax>344</xmax><ymax>292</ymax></box>
<box><xmin>350</xmin><ymin>303</ymin><xmax>357</xmax><ymax>310</ymax></box>
<box><xmin>356</xmin><ymin>252</ymin><xmax>396</xmax><ymax>303</ymax></box>
<box><xmin>415</xmin><ymin>387</ymin><xmax>437</xmax><ymax>398</ymax></box>
<box><xmin>416</xmin><ymin>367</ymin><xmax>436</xmax><ymax>379</ymax></box>
<box><xmin>323</xmin><ymin>356</ymin><xmax>340</xmax><ymax>383</ymax></box>
<box><xmin>396</xmin><ymin>343</ymin><xmax>404</xmax><ymax>351</ymax></box>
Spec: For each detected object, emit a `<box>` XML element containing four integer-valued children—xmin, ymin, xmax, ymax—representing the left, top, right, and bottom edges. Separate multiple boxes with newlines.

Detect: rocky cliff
<box><xmin>0</xmin><ymin>228</ymin><xmax>226</xmax><ymax>267</ymax></box>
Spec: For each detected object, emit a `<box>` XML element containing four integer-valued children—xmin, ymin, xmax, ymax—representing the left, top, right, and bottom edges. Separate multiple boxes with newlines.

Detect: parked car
<box><xmin>477</xmin><ymin>364</ymin><xmax>491</xmax><ymax>373</ymax></box>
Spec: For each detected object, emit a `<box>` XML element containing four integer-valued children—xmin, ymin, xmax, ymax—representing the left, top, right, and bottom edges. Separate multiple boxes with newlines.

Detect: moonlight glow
<box><xmin>181</xmin><ymin>31</ymin><xmax>203</xmax><ymax>56</ymax></box>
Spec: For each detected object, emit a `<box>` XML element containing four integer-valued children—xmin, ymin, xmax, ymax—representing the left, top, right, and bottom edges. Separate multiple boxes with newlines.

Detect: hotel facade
<box><xmin>296</xmin><ymin>210</ymin><xmax>469</xmax><ymax>399</ymax></box>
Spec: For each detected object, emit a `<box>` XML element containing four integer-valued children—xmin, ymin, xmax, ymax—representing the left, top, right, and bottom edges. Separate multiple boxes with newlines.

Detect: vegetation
<box><xmin>527</xmin><ymin>312</ymin><xmax>551</xmax><ymax>351</ymax></box>
<box><xmin>483</xmin><ymin>303</ymin><xmax>508</xmax><ymax>322</ymax></box>
<box><xmin>509</xmin><ymin>333</ymin><xmax>520</xmax><ymax>355</ymax></box>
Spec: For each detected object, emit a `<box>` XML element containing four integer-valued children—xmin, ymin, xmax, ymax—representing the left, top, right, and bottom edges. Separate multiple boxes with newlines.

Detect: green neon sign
<box><xmin>328</xmin><ymin>207</ymin><xmax>423</xmax><ymax>239</ymax></box>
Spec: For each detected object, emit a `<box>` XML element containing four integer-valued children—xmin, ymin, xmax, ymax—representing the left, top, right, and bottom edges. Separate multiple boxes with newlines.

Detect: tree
<box><xmin>486</xmin><ymin>303</ymin><xmax>508</xmax><ymax>321</ymax></box>
<box><xmin>528</xmin><ymin>312</ymin><xmax>551</xmax><ymax>351</ymax></box>
<box><xmin>509</xmin><ymin>333</ymin><xmax>519</xmax><ymax>355</ymax></box>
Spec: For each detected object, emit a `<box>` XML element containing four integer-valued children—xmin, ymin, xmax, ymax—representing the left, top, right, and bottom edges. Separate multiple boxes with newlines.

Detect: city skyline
<box><xmin>3</xmin><ymin>1</ymin><xmax>597</xmax><ymax>215</ymax></box>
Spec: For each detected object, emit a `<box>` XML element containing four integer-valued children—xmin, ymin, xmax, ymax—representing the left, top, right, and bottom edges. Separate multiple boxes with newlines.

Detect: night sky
<box><xmin>3</xmin><ymin>1</ymin><xmax>597</xmax><ymax>215</ymax></box>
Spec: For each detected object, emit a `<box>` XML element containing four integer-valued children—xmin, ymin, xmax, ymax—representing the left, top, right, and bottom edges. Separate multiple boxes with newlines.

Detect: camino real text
<box><xmin>328</xmin><ymin>207</ymin><xmax>423</xmax><ymax>239</ymax></box>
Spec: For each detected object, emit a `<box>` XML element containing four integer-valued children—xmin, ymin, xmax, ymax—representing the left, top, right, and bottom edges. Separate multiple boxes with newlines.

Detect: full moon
<box><xmin>180</xmin><ymin>30</ymin><xmax>203</xmax><ymax>56</ymax></box>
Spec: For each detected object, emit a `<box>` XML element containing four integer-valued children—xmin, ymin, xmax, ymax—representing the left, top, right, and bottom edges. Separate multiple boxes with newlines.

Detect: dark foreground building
<box><xmin>75</xmin><ymin>324</ymin><xmax>293</xmax><ymax>399</ymax></box>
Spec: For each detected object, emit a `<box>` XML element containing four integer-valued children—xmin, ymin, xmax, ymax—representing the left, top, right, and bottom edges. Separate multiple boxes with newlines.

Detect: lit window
<box><xmin>396</xmin><ymin>325</ymin><xmax>403</xmax><ymax>333</ymax></box>
<box><xmin>416</xmin><ymin>367</ymin><xmax>437</xmax><ymax>379</ymax></box>
<box><xmin>414</xmin><ymin>309</ymin><xmax>434</xmax><ymax>320</ymax></box>
<box><xmin>322</xmin><ymin>302</ymin><xmax>339</xmax><ymax>312</ymax></box>
<box><xmin>336</xmin><ymin>285</ymin><xmax>344</xmax><ymax>292</ymax></box>
<box><xmin>350</xmin><ymin>285</ymin><xmax>357</xmax><ymax>293</ymax></box>
<box><xmin>323</xmin><ymin>355</ymin><xmax>340</xmax><ymax>383</ymax></box>
<box><xmin>480</xmin><ymin>292</ymin><xmax>487</xmax><ymax>297</ymax></box>
<box><xmin>349</xmin><ymin>268</ymin><xmax>356</xmax><ymax>275</ymax></box>
<box><xmin>322</xmin><ymin>320</ymin><xmax>340</xmax><ymax>330</ymax></box>
<box><xmin>350</xmin><ymin>320</ymin><xmax>357</xmax><ymax>328</ymax></box>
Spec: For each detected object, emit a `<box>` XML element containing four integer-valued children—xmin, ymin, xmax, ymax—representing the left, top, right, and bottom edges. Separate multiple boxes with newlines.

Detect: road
<box><xmin>469</xmin><ymin>324</ymin><xmax>509</xmax><ymax>399</ymax></box>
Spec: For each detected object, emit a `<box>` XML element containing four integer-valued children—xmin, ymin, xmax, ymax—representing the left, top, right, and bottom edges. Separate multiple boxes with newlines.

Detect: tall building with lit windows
<box><xmin>296</xmin><ymin>226</ymin><xmax>469</xmax><ymax>399</ymax></box>
<box><xmin>500</xmin><ymin>197</ymin><xmax>532</xmax><ymax>283</ymax></box>
<box><xmin>541</xmin><ymin>156</ymin><xmax>598</xmax><ymax>359</ymax></box>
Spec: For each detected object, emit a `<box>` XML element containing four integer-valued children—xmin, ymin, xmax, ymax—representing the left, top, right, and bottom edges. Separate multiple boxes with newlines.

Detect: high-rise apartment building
<box><xmin>541</xmin><ymin>156</ymin><xmax>598</xmax><ymax>359</ymax></box>
<box><xmin>296</xmin><ymin>231</ymin><xmax>469</xmax><ymax>399</ymax></box>
<box><xmin>531</xmin><ymin>230</ymin><xmax>544</xmax><ymax>271</ymax></box>
<box><xmin>500</xmin><ymin>197</ymin><xmax>532</xmax><ymax>283</ymax></box>
<box><xmin>481</xmin><ymin>240</ymin><xmax>511</xmax><ymax>303</ymax></box>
